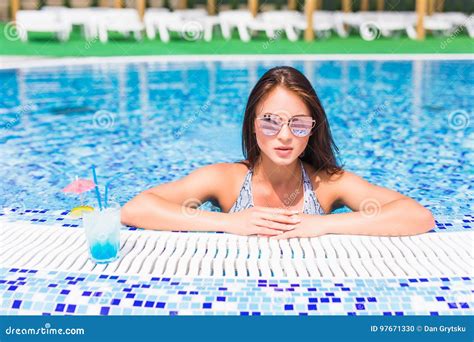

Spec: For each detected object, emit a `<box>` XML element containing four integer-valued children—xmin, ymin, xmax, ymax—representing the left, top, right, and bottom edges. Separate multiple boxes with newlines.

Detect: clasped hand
<box><xmin>224</xmin><ymin>206</ymin><xmax>326</xmax><ymax>239</ymax></box>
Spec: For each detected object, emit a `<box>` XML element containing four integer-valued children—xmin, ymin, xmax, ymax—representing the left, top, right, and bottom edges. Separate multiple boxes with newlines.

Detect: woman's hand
<box><xmin>271</xmin><ymin>214</ymin><xmax>328</xmax><ymax>239</ymax></box>
<box><xmin>224</xmin><ymin>206</ymin><xmax>301</xmax><ymax>236</ymax></box>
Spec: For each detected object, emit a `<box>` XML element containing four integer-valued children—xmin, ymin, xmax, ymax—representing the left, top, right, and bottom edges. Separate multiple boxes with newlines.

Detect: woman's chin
<box><xmin>270</xmin><ymin>154</ymin><xmax>299</xmax><ymax>166</ymax></box>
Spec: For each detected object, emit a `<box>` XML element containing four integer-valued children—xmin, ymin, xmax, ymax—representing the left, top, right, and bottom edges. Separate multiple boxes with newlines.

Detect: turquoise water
<box><xmin>0</xmin><ymin>60</ymin><xmax>472</xmax><ymax>220</ymax></box>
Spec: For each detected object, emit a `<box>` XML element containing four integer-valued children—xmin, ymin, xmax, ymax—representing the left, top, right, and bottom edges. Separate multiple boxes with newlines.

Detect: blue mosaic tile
<box><xmin>1</xmin><ymin>207</ymin><xmax>471</xmax><ymax>233</ymax></box>
<box><xmin>0</xmin><ymin>223</ymin><xmax>473</xmax><ymax>315</ymax></box>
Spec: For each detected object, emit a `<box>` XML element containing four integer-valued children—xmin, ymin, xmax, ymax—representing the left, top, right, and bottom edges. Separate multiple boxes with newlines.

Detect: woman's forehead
<box><xmin>258</xmin><ymin>87</ymin><xmax>309</xmax><ymax>116</ymax></box>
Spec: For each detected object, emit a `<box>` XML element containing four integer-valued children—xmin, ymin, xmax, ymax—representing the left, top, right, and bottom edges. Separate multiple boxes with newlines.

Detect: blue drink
<box><xmin>83</xmin><ymin>207</ymin><xmax>121</xmax><ymax>264</ymax></box>
<box><xmin>90</xmin><ymin>240</ymin><xmax>119</xmax><ymax>262</ymax></box>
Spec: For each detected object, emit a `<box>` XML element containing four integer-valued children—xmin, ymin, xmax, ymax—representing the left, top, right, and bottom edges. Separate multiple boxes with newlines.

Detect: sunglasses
<box><xmin>257</xmin><ymin>113</ymin><xmax>316</xmax><ymax>137</ymax></box>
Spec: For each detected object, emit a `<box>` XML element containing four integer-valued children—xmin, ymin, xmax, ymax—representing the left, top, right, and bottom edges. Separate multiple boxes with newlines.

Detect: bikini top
<box><xmin>228</xmin><ymin>160</ymin><xmax>325</xmax><ymax>215</ymax></box>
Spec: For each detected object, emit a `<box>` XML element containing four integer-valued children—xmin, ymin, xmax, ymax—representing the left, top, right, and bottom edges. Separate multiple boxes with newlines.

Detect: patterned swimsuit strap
<box><xmin>299</xmin><ymin>159</ymin><xmax>311</xmax><ymax>187</ymax></box>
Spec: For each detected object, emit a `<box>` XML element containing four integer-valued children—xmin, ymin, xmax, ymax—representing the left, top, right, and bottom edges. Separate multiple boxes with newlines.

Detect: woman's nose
<box><xmin>277</xmin><ymin>123</ymin><xmax>293</xmax><ymax>140</ymax></box>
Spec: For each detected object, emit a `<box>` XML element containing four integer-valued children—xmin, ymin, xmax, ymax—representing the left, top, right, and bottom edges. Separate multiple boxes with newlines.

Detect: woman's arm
<box><xmin>275</xmin><ymin>171</ymin><xmax>435</xmax><ymax>238</ymax></box>
<box><xmin>121</xmin><ymin>164</ymin><xmax>230</xmax><ymax>232</ymax></box>
<box><xmin>121</xmin><ymin>163</ymin><xmax>299</xmax><ymax>235</ymax></box>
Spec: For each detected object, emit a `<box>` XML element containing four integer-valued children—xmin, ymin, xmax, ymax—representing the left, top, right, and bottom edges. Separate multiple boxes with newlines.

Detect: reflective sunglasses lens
<box><xmin>290</xmin><ymin>117</ymin><xmax>314</xmax><ymax>137</ymax></box>
<box><xmin>259</xmin><ymin>115</ymin><xmax>281</xmax><ymax>136</ymax></box>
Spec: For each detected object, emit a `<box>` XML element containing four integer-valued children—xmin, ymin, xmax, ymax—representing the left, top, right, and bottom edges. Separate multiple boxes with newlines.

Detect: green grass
<box><xmin>1</xmin><ymin>22</ymin><xmax>473</xmax><ymax>56</ymax></box>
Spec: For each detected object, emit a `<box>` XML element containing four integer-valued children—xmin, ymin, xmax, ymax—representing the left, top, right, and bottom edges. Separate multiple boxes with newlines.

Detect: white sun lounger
<box><xmin>97</xmin><ymin>9</ymin><xmax>145</xmax><ymax>43</ymax></box>
<box><xmin>334</xmin><ymin>11</ymin><xmax>410</xmax><ymax>40</ymax></box>
<box><xmin>221</xmin><ymin>10</ymin><xmax>338</xmax><ymax>43</ymax></box>
<box><xmin>335</xmin><ymin>11</ymin><xmax>456</xmax><ymax>41</ymax></box>
<box><xmin>145</xmin><ymin>9</ymin><xmax>219</xmax><ymax>42</ymax></box>
<box><xmin>430</xmin><ymin>12</ymin><xmax>474</xmax><ymax>38</ymax></box>
<box><xmin>431</xmin><ymin>12</ymin><xmax>469</xmax><ymax>26</ymax></box>
<box><xmin>218</xmin><ymin>10</ymin><xmax>254</xmax><ymax>41</ymax></box>
<box><xmin>220</xmin><ymin>10</ymin><xmax>289</xmax><ymax>43</ymax></box>
<box><xmin>15</xmin><ymin>10</ymin><xmax>72</xmax><ymax>42</ymax></box>
<box><xmin>144</xmin><ymin>8</ymin><xmax>171</xmax><ymax>40</ymax></box>
<box><xmin>358</xmin><ymin>12</ymin><xmax>416</xmax><ymax>40</ymax></box>
<box><xmin>333</xmin><ymin>11</ymin><xmax>361</xmax><ymax>37</ymax></box>
<box><xmin>41</xmin><ymin>6</ymin><xmax>109</xmax><ymax>40</ymax></box>
<box><xmin>406</xmin><ymin>15</ymin><xmax>454</xmax><ymax>40</ymax></box>
<box><xmin>259</xmin><ymin>11</ymin><xmax>303</xmax><ymax>42</ymax></box>
<box><xmin>273</xmin><ymin>11</ymin><xmax>336</xmax><ymax>41</ymax></box>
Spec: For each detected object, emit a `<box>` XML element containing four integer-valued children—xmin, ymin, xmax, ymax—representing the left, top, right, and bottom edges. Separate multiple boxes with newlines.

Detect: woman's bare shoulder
<box><xmin>201</xmin><ymin>162</ymin><xmax>249</xmax><ymax>178</ymax></box>
<box><xmin>142</xmin><ymin>162</ymin><xmax>249</xmax><ymax>208</ymax></box>
<box><xmin>186</xmin><ymin>162</ymin><xmax>248</xmax><ymax>178</ymax></box>
<box><xmin>301</xmin><ymin>161</ymin><xmax>345</xmax><ymax>185</ymax></box>
<box><xmin>191</xmin><ymin>162</ymin><xmax>250</xmax><ymax>195</ymax></box>
<box><xmin>198</xmin><ymin>162</ymin><xmax>250</xmax><ymax>211</ymax></box>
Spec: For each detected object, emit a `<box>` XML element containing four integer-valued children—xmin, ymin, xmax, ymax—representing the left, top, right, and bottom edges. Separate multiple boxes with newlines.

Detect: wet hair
<box><xmin>240</xmin><ymin>66</ymin><xmax>342</xmax><ymax>175</ymax></box>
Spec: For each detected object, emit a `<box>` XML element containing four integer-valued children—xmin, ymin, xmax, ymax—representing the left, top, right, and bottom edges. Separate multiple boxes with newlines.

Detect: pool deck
<box><xmin>1</xmin><ymin>208</ymin><xmax>472</xmax><ymax>316</ymax></box>
<box><xmin>1</xmin><ymin>21</ymin><xmax>473</xmax><ymax>56</ymax></box>
<box><xmin>0</xmin><ymin>56</ymin><xmax>50</xmax><ymax>69</ymax></box>
<box><xmin>1</xmin><ymin>53</ymin><xmax>473</xmax><ymax>70</ymax></box>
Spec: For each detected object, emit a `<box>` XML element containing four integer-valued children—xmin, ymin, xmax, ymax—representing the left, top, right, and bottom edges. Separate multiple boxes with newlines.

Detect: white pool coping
<box><xmin>0</xmin><ymin>54</ymin><xmax>473</xmax><ymax>70</ymax></box>
<box><xmin>1</xmin><ymin>221</ymin><xmax>472</xmax><ymax>280</ymax></box>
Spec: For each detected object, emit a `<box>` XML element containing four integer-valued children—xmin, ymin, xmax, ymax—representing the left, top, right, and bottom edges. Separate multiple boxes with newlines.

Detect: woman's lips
<box><xmin>274</xmin><ymin>147</ymin><xmax>293</xmax><ymax>157</ymax></box>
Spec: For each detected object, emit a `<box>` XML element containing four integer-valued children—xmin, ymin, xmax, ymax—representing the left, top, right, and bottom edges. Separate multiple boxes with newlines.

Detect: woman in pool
<box><xmin>121</xmin><ymin>66</ymin><xmax>434</xmax><ymax>238</ymax></box>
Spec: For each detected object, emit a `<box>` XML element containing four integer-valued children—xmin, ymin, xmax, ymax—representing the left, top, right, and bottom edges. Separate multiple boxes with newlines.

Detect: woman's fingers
<box><xmin>255</xmin><ymin>226</ymin><xmax>287</xmax><ymax>236</ymax></box>
<box><xmin>271</xmin><ymin>229</ymin><xmax>298</xmax><ymax>239</ymax></box>
<box><xmin>258</xmin><ymin>212</ymin><xmax>301</xmax><ymax>225</ymax></box>
<box><xmin>255</xmin><ymin>220</ymin><xmax>297</xmax><ymax>231</ymax></box>
<box><xmin>271</xmin><ymin>229</ymin><xmax>326</xmax><ymax>240</ymax></box>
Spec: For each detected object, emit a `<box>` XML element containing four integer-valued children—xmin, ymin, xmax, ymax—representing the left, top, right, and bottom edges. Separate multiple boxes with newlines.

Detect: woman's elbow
<box><xmin>416</xmin><ymin>206</ymin><xmax>435</xmax><ymax>233</ymax></box>
<box><xmin>120</xmin><ymin>191</ymin><xmax>159</xmax><ymax>227</ymax></box>
<box><xmin>120</xmin><ymin>201</ymin><xmax>135</xmax><ymax>226</ymax></box>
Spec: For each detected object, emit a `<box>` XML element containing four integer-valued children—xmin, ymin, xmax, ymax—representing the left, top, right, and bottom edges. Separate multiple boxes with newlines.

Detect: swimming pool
<box><xmin>0</xmin><ymin>58</ymin><xmax>472</xmax><ymax>219</ymax></box>
<box><xmin>0</xmin><ymin>56</ymin><xmax>472</xmax><ymax>316</ymax></box>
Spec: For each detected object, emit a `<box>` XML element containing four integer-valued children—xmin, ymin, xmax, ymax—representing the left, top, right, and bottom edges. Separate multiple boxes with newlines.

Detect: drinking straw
<box><xmin>104</xmin><ymin>173</ymin><xmax>123</xmax><ymax>208</ymax></box>
<box><xmin>91</xmin><ymin>165</ymin><xmax>103</xmax><ymax>211</ymax></box>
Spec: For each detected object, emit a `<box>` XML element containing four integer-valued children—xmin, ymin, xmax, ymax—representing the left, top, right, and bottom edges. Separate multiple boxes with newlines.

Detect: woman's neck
<box><xmin>253</xmin><ymin>157</ymin><xmax>301</xmax><ymax>188</ymax></box>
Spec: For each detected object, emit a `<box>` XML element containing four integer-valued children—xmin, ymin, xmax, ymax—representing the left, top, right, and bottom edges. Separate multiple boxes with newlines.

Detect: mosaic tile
<box><xmin>0</xmin><ymin>267</ymin><xmax>473</xmax><ymax>316</ymax></box>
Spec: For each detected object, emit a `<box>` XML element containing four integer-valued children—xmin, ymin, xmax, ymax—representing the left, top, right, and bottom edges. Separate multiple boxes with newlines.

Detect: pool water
<box><xmin>0</xmin><ymin>59</ymin><xmax>472</xmax><ymax>221</ymax></box>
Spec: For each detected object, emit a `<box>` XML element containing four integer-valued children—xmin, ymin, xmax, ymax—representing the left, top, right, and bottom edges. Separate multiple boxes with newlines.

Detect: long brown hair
<box><xmin>240</xmin><ymin>66</ymin><xmax>342</xmax><ymax>175</ymax></box>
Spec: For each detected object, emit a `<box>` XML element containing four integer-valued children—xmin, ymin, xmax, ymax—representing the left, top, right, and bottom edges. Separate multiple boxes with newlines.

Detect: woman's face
<box><xmin>254</xmin><ymin>86</ymin><xmax>312</xmax><ymax>166</ymax></box>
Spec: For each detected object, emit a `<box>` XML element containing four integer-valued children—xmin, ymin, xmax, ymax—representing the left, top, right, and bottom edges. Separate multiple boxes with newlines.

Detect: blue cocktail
<box><xmin>82</xmin><ymin>207</ymin><xmax>121</xmax><ymax>263</ymax></box>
